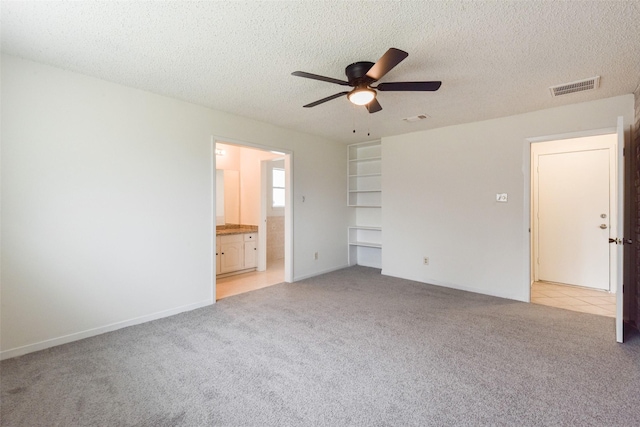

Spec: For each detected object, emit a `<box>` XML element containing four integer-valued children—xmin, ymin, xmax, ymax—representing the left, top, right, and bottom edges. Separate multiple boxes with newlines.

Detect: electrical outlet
<box><xmin>496</xmin><ymin>193</ymin><xmax>508</xmax><ymax>202</ymax></box>
<box><xmin>423</xmin><ymin>257</ymin><xmax>429</xmax><ymax>265</ymax></box>
<box><xmin>314</xmin><ymin>252</ymin><xmax>319</xmax><ymax>260</ymax></box>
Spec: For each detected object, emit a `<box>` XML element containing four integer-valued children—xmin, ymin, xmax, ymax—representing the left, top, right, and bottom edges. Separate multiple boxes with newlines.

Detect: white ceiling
<box><xmin>2</xmin><ymin>1</ymin><xmax>639</xmax><ymax>144</ymax></box>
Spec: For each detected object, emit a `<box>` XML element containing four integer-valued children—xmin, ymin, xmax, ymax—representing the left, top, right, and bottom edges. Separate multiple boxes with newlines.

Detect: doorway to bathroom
<box><xmin>213</xmin><ymin>138</ymin><xmax>292</xmax><ymax>300</ymax></box>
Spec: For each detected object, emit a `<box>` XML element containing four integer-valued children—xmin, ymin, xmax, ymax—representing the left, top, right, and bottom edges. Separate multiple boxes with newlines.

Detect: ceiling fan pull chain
<box><xmin>352</xmin><ymin>103</ymin><xmax>356</xmax><ymax>133</ymax></box>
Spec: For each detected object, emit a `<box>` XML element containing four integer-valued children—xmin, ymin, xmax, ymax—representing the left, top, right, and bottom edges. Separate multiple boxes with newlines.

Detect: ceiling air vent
<box><xmin>549</xmin><ymin>76</ymin><xmax>600</xmax><ymax>97</ymax></box>
<box><xmin>403</xmin><ymin>114</ymin><xmax>430</xmax><ymax>123</ymax></box>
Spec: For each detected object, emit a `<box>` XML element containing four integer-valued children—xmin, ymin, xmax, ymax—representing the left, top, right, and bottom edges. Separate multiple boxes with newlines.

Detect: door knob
<box><xmin>600</xmin><ymin>224</ymin><xmax>608</xmax><ymax>229</ymax></box>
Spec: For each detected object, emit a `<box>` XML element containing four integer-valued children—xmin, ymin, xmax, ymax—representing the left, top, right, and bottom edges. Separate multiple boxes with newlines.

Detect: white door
<box><xmin>615</xmin><ymin>117</ymin><xmax>624</xmax><ymax>343</ymax></box>
<box><xmin>537</xmin><ymin>149</ymin><xmax>611</xmax><ymax>290</ymax></box>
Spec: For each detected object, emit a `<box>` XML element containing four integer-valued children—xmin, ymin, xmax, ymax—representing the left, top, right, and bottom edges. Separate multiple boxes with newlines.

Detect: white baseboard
<box><xmin>0</xmin><ymin>298</ymin><xmax>214</xmax><ymax>361</ymax></box>
<box><xmin>381</xmin><ymin>269</ymin><xmax>527</xmax><ymax>303</ymax></box>
<box><xmin>293</xmin><ymin>264</ymin><xmax>350</xmax><ymax>282</ymax></box>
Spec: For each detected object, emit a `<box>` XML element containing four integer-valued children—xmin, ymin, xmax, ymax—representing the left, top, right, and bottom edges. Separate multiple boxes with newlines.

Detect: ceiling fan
<box><xmin>292</xmin><ymin>48</ymin><xmax>441</xmax><ymax>113</ymax></box>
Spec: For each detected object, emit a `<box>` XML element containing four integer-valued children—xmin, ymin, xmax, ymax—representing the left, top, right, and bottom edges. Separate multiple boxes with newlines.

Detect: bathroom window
<box><xmin>272</xmin><ymin>168</ymin><xmax>285</xmax><ymax>208</ymax></box>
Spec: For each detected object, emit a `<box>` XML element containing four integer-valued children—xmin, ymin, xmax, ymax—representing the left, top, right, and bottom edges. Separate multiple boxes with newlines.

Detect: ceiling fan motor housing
<box><xmin>345</xmin><ymin>61</ymin><xmax>375</xmax><ymax>86</ymax></box>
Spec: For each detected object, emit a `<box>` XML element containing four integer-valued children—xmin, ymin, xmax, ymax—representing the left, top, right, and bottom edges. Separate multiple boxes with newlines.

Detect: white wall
<box><xmin>215</xmin><ymin>143</ymin><xmax>241</xmax><ymax>170</ymax></box>
<box><xmin>215</xmin><ymin>143</ymin><xmax>280</xmax><ymax>226</ymax></box>
<box><xmin>382</xmin><ymin>95</ymin><xmax>634</xmax><ymax>301</ymax></box>
<box><xmin>1</xmin><ymin>55</ymin><xmax>348</xmax><ymax>358</ymax></box>
<box><xmin>238</xmin><ymin>147</ymin><xmax>279</xmax><ymax>226</ymax></box>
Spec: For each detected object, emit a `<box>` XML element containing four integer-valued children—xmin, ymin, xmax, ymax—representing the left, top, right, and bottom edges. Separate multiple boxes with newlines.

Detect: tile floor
<box><xmin>216</xmin><ymin>259</ymin><xmax>284</xmax><ymax>300</ymax></box>
<box><xmin>531</xmin><ymin>281</ymin><xmax>616</xmax><ymax>317</ymax></box>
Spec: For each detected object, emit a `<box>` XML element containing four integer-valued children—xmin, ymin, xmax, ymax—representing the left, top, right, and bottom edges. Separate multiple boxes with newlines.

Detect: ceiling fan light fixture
<box><xmin>348</xmin><ymin>87</ymin><xmax>376</xmax><ymax>106</ymax></box>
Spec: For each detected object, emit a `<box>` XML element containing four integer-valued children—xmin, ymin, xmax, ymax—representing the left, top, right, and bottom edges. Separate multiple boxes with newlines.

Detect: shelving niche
<box><xmin>347</xmin><ymin>140</ymin><xmax>382</xmax><ymax>268</ymax></box>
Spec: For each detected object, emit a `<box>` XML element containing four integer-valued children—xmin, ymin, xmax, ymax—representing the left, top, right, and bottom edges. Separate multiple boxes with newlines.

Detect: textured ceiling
<box><xmin>2</xmin><ymin>1</ymin><xmax>640</xmax><ymax>144</ymax></box>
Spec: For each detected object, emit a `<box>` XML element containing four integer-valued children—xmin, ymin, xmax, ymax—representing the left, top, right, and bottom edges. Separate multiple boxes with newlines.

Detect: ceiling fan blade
<box><xmin>303</xmin><ymin>91</ymin><xmax>349</xmax><ymax>108</ymax></box>
<box><xmin>366</xmin><ymin>98</ymin><xmax>382</xmax><ymax>113</ymax></box>
<box><xmin>376</xmin><ymin>81</ymin><xmax>442</xmax><ymax>91</ymax></box>
<box><xmin>365</xmin><ymin>48</ymin><xmax>409</xmax><ymax>81</ymax></box>
<box><xmin>292</xmin><ymin>71</ymin><xmax>350</xmax><ymax>86</ymax></box>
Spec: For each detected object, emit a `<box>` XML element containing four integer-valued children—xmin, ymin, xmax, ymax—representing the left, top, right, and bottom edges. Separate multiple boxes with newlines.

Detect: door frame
<box><xmin>211</xmin><ymin>136</ymin><xmax>294</xmax><ymax>296</ymax></box>
<box><xmin>531</xmin><ymin>135</ymin><xmax>617</xmax><ymax>291</ymax></box>
<box><xmin>260</xmin><ymin>157</ymin><xmax>287</xmax><ymax>272</ymax></box>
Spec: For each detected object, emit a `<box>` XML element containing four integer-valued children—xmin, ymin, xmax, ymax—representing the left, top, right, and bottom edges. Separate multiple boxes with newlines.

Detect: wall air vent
<box><xmin>549</xmin><ymin>76</ymin><xmax>600</xmax><ymax>97</ymax></box>
<box><xmin>402</xmin><ymin>114</ymin><xmax>430</xmax><ymax>123</ymax></box>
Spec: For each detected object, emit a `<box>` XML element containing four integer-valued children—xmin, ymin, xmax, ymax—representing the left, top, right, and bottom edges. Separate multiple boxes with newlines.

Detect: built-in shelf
<box><xmin>349</xmin><ymin>173</ymin><xmax>381</xmax><ymax>176</ymax></box>
<box><xmin>348</xmin><ymin>226</ymin><xmax>382</xmax><ymax>248</ymax></box>
<box><xmin>348</xmin><ymin>141</ymin><xmax>382</xmax><ymax>268</ymax></box>
<box><xmin>349</xmin><ymin>242</ymin><xmax>382</xmax><ymax>248</ymax></box>
<box><xmin>349</xmin><ymin>156</ymin><xmax>382</xmax><ymax>163</ymax></box>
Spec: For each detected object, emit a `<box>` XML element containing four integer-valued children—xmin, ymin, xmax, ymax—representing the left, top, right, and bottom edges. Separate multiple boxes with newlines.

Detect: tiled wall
<box><xmin>267</xmin><ymin>215</ymin><xmax>284</xmax><ymax>263</ymax></box>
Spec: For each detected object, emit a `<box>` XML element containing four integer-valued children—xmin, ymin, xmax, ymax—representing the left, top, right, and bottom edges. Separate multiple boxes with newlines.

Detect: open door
<box><xmin>615</xmin><ymin>116</ymin><xmax>625</xmax><ymax>343</ymax></box>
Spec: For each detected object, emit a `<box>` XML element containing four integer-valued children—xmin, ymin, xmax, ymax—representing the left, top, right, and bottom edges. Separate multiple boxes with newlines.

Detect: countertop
<box><xmin>216</xmin><ymin>224</ymin><xmax>258</xmax><ymax>236</ymax></box>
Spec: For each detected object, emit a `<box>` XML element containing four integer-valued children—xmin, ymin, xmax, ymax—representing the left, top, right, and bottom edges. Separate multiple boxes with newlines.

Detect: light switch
<box><xmin>496</xmin><ymin>193</ymin><xmax>508</xmax><ymax>202</ymax></box>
